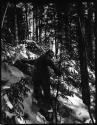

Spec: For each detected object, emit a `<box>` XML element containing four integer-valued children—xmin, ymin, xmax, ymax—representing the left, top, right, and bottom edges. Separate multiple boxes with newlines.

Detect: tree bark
<box><xmin>25</xmin><ymin>3</ymin><xmax>29</xmax><ymax>39</ymax></box>
<box><xmin>14</xmin><ymin>3</ymin><xmax>19</xmax><ymax>45</ymax></box>
<box><xmin>77</xmin><ymin>2</ymin><xmax>90</xmax><ymax>107</ymax></box>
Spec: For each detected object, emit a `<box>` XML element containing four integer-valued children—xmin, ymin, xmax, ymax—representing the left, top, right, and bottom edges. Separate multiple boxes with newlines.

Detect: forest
<box><xmin>1</xmin><ymin>0</ymin><xmax>96</xmax><ymax>124</ymax></box>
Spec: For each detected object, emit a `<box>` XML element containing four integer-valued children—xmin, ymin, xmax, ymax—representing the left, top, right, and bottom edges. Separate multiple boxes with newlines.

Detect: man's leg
<box><xmin>34</xmin><ymin>81</ymin><xmax>42</xmax><ymax>102</ymax></box>
<box><xmin>42</xmin><ymin>80</ymin><xmax>52</xmax><ymax>109</ymax></box>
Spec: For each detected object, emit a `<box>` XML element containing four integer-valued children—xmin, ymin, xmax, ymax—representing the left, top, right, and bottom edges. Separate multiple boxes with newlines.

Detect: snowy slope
<box><xmin>1</xmin><ymin>59</ymin><xmax>95</xmax><ymax>124</ymax></box>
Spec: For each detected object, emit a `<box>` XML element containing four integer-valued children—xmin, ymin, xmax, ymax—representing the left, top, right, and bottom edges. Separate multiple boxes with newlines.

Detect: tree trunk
<box><xmin>88</xmin><ymin>4</ymin><xmax>95</xmax><ymax>62</ymax></box>
<box><xmin>38</xmin><ymin>18</ymin><xmax>41</xmax><ymax>43</ymax></box>
<box><xmin>1</xmin><ymin>2</ymin><xmax>9</xmax><ymax>29</ymax></box>
<box><xmin>33</xmin><ymin>12</ymin><xmax>35</xmax><ymax>39</ymax></box>
<box><xmin>25</xmin><ymin>3</ymin><xmax>29</xmax><ymax>39</ymax></box>
<box><xmin>14</xmin><ymin>4</ymin><xmax>19</xmax><ymax>45</ymax></box>
<box><xmin>35</xmin><ymin>5</ymin><xmax>38</xmax><ymax>42</ymax></box>
<box><xmin>77</xmin><ymin>2</ymin><xmax>90</xmax><ymax>107</ymax></box>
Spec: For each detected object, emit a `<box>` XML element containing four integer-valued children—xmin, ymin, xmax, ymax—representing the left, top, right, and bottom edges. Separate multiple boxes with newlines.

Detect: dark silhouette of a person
<box><xmin>20</xmin><ymin>50</ymin><xmax>61</xmax><ymax>109</ymax></box>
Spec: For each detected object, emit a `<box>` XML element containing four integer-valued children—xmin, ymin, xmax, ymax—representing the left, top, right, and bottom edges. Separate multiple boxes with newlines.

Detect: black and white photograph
<box><xmin>1</xmin><ymin>0</ymin><xmax>96</xmax><ymax>124</ymax></box>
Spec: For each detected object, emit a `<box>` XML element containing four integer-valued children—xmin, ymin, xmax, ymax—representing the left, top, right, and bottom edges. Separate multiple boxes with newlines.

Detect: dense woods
<box><xmin>1</xmin><ymin>0</ymin><xmax>96</xmax><ymax>124</ymax></box>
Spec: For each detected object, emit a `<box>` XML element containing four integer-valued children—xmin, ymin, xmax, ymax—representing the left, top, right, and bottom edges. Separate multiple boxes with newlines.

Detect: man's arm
<box><xmin>21</xmin><ymin>58</ymin><xmax>35</xmax><ymax>65</ymax></box>
<box><xmin>46</xmin><ymin>59</ymin><xmax>62</xmax><ymax>76</ymax></box>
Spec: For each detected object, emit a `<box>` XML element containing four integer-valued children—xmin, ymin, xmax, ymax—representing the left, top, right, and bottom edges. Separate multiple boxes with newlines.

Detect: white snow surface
<box><xmin>58</xmin><ymin>94</ymin><xmax>91</xmax><ymax>123</ymax></box>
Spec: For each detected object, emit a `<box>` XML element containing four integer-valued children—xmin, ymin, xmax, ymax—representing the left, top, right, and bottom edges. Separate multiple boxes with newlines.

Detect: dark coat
<box><xmin>20</xmin><ymin>54</ymin><xmax>61</xmax><ymax>82</ymax></box>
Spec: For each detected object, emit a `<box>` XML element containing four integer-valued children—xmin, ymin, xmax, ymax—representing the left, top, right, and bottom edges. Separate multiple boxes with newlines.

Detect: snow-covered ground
<box><xmin>1</xmin><ymin>49</ymin><xmax>95</xmax><ymax>124</ymax></box>
<box><xmin>3</xmin><ymin>84</ymin><xmax>94</xmax><ymax>124</ymax></box>
<box><xmin>59</xmin><ymin>92</ymin><xmax>96</xmax><ymax>123</ymax></box>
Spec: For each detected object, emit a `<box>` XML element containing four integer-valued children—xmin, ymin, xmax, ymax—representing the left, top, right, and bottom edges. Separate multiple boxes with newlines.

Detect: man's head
<box><xmin>46</xmin><ymin>50</ymin><xmax>54</xmax><ymax>59</ymax></box>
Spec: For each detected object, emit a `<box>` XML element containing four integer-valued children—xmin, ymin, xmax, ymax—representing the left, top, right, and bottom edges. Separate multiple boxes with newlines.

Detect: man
<box><xmin>21</xmin><ymin>49</ymin><xmax>61</xmax><ymax>110</ymax></box>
